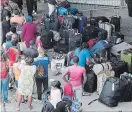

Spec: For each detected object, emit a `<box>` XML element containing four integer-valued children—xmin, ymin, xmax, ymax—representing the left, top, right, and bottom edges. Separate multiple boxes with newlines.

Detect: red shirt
<box><xmin>0</xmin><ymin>61</ymin><xmax>8</xmax><ymax>79</ymax></box>
<box><xmin>7</xmin><ymin>47</ymin><xmax>20</xmax><ymax>66</ymax></box>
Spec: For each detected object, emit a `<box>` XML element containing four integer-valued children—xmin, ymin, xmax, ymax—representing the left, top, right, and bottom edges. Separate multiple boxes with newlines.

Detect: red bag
<box><xmin>88</xmin><ymin>39</ymin><xmax>98</xmax><ymax>49</ymax></box>
<box><xmin>58</xmin><ymin>16</ymin><xmax>63</xmax><ymax>24</ymax></box>
<box><xmin>64</xmin><ymin>83</ymin><xmax>74</xmax><ymax>99</ymax></box>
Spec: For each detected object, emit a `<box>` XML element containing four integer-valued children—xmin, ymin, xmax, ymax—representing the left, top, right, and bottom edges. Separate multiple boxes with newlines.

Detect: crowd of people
<box><xmin>0</xmin><ymin>0</ymin><xmax>94</xmax><ymax>112</ymax></box>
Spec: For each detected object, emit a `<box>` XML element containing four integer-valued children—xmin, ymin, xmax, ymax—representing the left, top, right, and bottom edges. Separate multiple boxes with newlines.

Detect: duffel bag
<box><xmin>58</xmin><ymin>7</ymin><xmax>68</xmax><ymax>16</ymax></box>
<box><xmin>90</xmin><ymin>40</ymin><xmax>109</xmax><ymax>56</ymax></box>
<box><xmin>68</xmin><ymin>8</ymin><xmax>78</xmax><ymax>15</ymax></box>
<box><xmin>98</xmin><ymin>77</ymin><xmax>122</xmax><ymax>107</ymax></box>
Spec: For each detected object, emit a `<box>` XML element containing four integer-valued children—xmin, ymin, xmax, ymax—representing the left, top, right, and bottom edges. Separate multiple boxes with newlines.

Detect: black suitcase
<box><xmin>110</xmin><ymin>58</ymin><xmax>128</xmax><ymax>77</ymax></box>
<box><xmin>120</xmin><ymin>74</ymin><xmax>132</xmax><ymax>102</ymax></box>
<box><xmin>84</xmin><ymin>71</ymin><xmax>97</xmax><ymax>93</ymax></box>
<box><xmin>99</xmin><ymin>77</ymin><xmax>122</xmax><ymax>107</ymax></box>
<box><xmin>65</xmin><ymin>29</ymin><xmax>82</xmax><ymax>51</ymax></box>
<box><xmin>110</xmin><ymin>16</ymin><xmax>121</xmax><ymax>32</ymax></box>
<box><xmin>82</xmin><ymin>26</ymin><xmax>99</xmax><ymax>42</ymax></box>
<box><xmin>41</xmin><ymin>29</ymin><xmax>54</xmax><ymax>49</ymax></box>
<box><xmin>54</xmin><ymin>43</ymin><xmax>68</xmax><ymax>53</ymax></box>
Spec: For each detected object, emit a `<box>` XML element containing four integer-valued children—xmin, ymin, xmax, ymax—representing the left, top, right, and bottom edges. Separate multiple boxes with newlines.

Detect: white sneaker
<box><xmin>34</xmin><ymin>12</ymin><xmax>37</xmax><ymax>15</ymax></box>
<box><xmin>33</xmin><ymin>10</ymin><xmax>35</xmax><ymax>13</ymax></box>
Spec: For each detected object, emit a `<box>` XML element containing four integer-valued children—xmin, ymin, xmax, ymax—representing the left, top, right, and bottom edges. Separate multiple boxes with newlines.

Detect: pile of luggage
<box><xmin>38</xmin><ymin>1</ymin><xmax>132</xmax><ymax>108</ymax></box>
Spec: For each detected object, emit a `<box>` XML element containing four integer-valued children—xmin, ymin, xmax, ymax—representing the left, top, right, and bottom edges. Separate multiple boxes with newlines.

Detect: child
<box><xmin>36</xmin><ymin>34</ymin><xmax>43</xmax><ymax>49</ymax></box>
<box><xmin>12</xmin><ymin>55</ymin><xmax>24</xmax><ymax>103</ymax></box>
<box><xmin>2</xmin><ymin>35</ymin><xmax>12</xmax><ymax>51</ymax></box>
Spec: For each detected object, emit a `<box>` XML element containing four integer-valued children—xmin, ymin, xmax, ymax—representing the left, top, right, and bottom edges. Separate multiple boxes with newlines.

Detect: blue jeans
<box><xmin>0</xmin><ymin>77</ymin><xmax>9</xmax><ymax>102</ymax></box>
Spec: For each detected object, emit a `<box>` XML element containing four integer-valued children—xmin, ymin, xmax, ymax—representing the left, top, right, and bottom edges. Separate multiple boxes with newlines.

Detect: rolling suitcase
<box><xmin>99</xmin><ymin>22</ymin><xmax>115</xmax><ymax>41</ymax></box>
<box><xmin>110</xmin><ymin>58</ymin><xmax>128</xmax><ymax>77</ymax></box>
<box><xmin>98</xmin><ymin>77</ymin><xmax>122</xmax><ymax>107</ymax></box>
<box><xmin>65</xmin><ymin>29</ymin><xmax>82</xmax><ymax>51</ymax></box>
<box><xmin>120</xmin><ymin>49</ymin><xmax>132</xmax><ymax>73</ymax></box>
<box><xmin>84</xmin><ymin>70</ymin><xmax>97</xmax><ymax>93</ymax></box>
<box><xmin>120</xmin><ymin>73</ymin><xmax>132</xmax><ymax>102</ymax></box>
<box><xmin>110</xmin><ymin>16</ymin><xmax>121</xmax><ymax>32</ymax></box>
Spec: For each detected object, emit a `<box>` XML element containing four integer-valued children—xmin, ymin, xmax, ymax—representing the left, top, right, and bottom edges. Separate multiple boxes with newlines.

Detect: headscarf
<box><xmin>25</xmin><ymin>15</ymin><xmax>32</xmax><ymax>23</ymax></box>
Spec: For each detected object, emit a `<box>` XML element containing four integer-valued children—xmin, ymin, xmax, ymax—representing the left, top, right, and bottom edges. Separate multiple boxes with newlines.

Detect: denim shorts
<box><xmin>15</xmin><ymin>80</ymin><xmax>18</xmax><ymax>88</ymax></box>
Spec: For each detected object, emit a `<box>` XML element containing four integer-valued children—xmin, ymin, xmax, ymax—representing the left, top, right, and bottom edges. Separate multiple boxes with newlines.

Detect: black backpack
<box><xmin>40</xmin><ymin>28</ymin><xmax>54</xmax><ymax>49</ymax></box>
<box><xmin>83</xmin><ymin>70</ymin><xmax>97</xmax><ymax>93</ymax></box>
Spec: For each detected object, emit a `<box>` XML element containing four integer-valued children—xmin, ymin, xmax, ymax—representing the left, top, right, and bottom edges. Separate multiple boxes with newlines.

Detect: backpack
<box><xmin>36</xmin><ymin>61</ymin><xmax>45</xmax><ymax>77</ymax></box>
<box><xmin>71</xmin><ymin>99</ymin><xmax>82</xmax><ymax>112</ymax></box>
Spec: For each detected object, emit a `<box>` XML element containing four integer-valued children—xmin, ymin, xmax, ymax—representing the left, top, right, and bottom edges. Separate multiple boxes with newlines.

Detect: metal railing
<box><xmin>68</xmin><ymin>0</ymin><xmax>127</xmax><ymax>17</ymax></box>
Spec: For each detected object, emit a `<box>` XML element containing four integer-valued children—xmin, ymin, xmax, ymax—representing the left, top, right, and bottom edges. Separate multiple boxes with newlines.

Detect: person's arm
<box><xmin>86</xmin><ymin>51</ymin><xmax>93</xmax><ymax>64</ymax></box>
<box><xmin>62</xmin><ymin>67</ymin><xmax>70</xmax><ymax>83</ymax></box>
<box><xmin>82</xmin><ymin>69</ymin><xmax>87</xmax><ymax>87</ymax></box>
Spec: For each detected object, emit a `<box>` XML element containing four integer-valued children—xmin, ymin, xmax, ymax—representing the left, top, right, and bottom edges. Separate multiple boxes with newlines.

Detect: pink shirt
<box><xmin>66</xmin><ymin>65</ymin><xmax>86</xmax><ymax>87</ymax></box>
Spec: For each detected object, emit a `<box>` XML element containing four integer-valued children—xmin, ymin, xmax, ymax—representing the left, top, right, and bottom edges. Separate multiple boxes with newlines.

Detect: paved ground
<box><xmin>1</xmin><ymin>1</ymin><xmax>132</xmax><ymax>112</ymax></box>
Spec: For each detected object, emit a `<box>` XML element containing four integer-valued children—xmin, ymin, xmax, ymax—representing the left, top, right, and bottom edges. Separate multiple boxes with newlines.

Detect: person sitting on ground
<box><xmin>21</xmin><ymin>16</ymin><xmax>37</xmax><ymax>48</ymax></box>
<box><xmin>6</xmin><ymin>26</ymin><xmax>17</xmax><ymax>38</ymax></box>
<box><xmin>63</xmin><ymin>56</ymin><xmax>87</xmax><ymax>105</ymax></box>
<box><xmin>45</xmin><ymin>80</ymin><xmax>62</xmax><ymax>112</ymax></box>
<box><xmin>12</xmin><ymin>55</ymin><xmax>24</xmax><ymax>103</ymax></box>
<box><xmin>10</xmin><ymin>9</ymin><xmax>26</xmax><ymax>25</ymax></box>
<box><xmin>2</xmin><ymin>14</ymin><xmax>11</xmax><ymax>43</ymax></box>
<box><xmin>2</xmin><ymin>35</ymin><xmax>12</xmax><ymax>51</ymax></box>
<box><xmin>16</xmin><ymin>57</ymin><xmax>36</xmax><ymax>111</ymax></box>
<box><xmin>33</xmin><ymin>48</ymin><xmax>49</xmax><ymax>100</ymax></box>
<box><xmin>70</xmin><ymin>42</ymin><xmax>92</xmax><ymax>67</ymax></box>
<box><xmin>23</xmin><ymin>40</ymin><xmax>38</xmax><ymax>58</ymax></box>
<box><xmin>7</xmin><ymin>40</ymin><xmax>20</xmax><ymax>66</ymax></box>
<box><xmin>0</xmin><ymin>49</ymin><xmax>10</xmax><ymax>103</ymax></box>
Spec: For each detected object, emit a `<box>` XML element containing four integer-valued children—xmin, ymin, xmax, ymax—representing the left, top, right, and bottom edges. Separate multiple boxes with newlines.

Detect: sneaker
<box><xmin>34</xmin><ymin>12</ymin><xmax>37</xmax><ymax>15</ymax></box>
<box><xmin>33</xmin><ymin>10</ymin><xmax>35</xmax><ymax>13</ymax></box>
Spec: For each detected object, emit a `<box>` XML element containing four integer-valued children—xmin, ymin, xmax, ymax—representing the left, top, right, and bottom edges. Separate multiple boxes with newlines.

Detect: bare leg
<box><xmin>16</xmin><ymin>95</ymin><xmax>22</xmax><ymax>111</ymax></box>
<box><xmin>28</xmin><ymin>96</ymin><xmax>32</xmax><ymax>111</ymax></box>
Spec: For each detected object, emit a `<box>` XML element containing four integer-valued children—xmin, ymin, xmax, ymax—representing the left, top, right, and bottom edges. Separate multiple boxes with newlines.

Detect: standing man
<box><xmin>26</xmin><ymin>0</ymin><xmax>34</xmax><ymax>17</ymax></box>
<box><xmin>48</xmin><ymin>0</ymin><xmax>58</xmax><ymax>16</ymax></box>
<box><xmin>33</xmin><ymin>0</ymin><xmax>37</xmax><ymax>14</ymax></box>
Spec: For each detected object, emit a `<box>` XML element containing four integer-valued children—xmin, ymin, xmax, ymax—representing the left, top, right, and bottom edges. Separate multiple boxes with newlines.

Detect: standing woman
<box><xmin>0</xmin><ymin>49</ymin><xmax>10</xmax><ymax>103</ymax></box>
<box><xmin>16</xmin><ymin>57</ymin><xmax>36</xmax><ymax>111</ymax></box>
<box><xmin>21</xmin><ymin>16</ymin><xmax>37</xmax><ymax>48</ymax></box>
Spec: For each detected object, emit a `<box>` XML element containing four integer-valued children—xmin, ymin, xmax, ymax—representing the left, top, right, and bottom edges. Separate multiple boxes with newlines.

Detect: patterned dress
<box><xmin>18</xmin><ymin>64</ymin><xmax>36</xmax><ymax>96</ymax></box>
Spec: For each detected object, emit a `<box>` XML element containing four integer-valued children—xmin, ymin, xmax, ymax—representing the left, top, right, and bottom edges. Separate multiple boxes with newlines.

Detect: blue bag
<box><xmin>71</xmin><ymin>99</ymin><xmax>82</xmax><ymax>112</ymax></box>
<box><xmin>90</xmin><ymin>40</ymin><xmax>109</xmax><ymax>56</ymax></box>
<box><xmin>58</xmin><ymin>7</ymin><xmax>68</xmax><ymax>16</ymax></box>
<box><xmin>69</xmin><ymin>8</ymin><xmax>78</xmax><ymax>15</ymax></box>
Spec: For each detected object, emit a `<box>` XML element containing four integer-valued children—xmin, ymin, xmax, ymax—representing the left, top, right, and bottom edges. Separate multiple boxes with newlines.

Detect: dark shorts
<box><xmin>15</xmin><ymin>80</ymin><xmax>18</xmax><ymax>88</ymax></box>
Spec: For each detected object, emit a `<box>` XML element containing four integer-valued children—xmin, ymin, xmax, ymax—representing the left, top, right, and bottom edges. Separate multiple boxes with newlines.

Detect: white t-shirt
<box><xmin>49</xmin><ymin>89</ymin><xmax>62</xmax><ymax>108</ymax></box>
